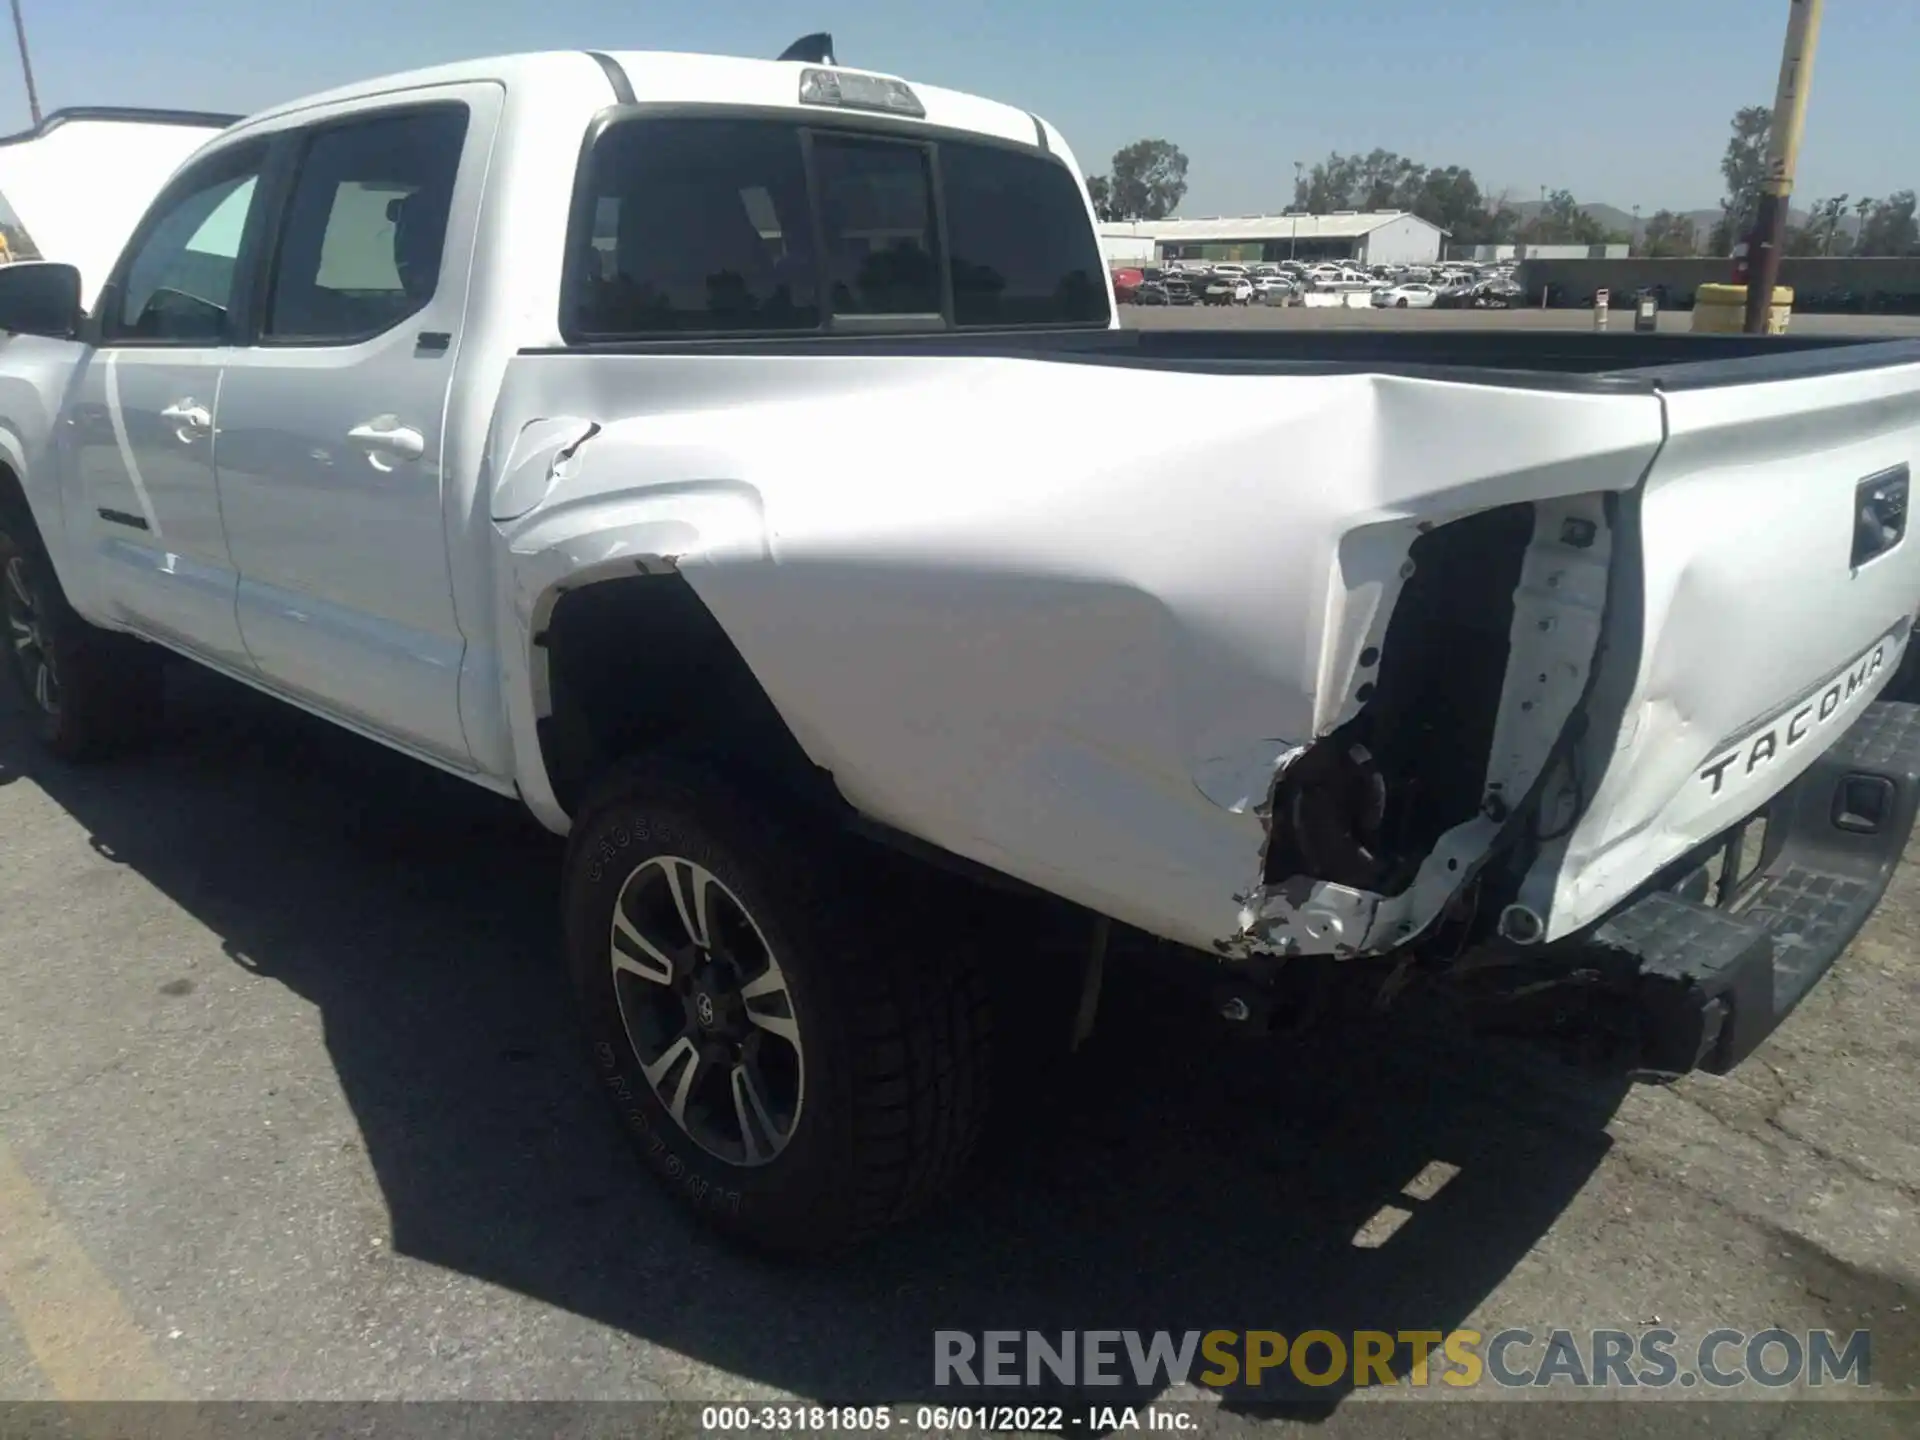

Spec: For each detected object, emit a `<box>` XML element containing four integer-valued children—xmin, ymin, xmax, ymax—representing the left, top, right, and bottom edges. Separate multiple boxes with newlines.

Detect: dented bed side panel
<box><xmin>491</xmin><ymin>351</ymin><xmax>1663</xmax><ymax>954</ymax></box>
<box><xmin>1519</xmin><ymin>359</ymin><xmax>1920</xmax><ymax>941</ymax></box>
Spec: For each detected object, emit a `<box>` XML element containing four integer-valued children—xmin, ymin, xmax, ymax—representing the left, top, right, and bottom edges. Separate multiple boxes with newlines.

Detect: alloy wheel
<box><xmin>608</xmin><ymin>855</ymin><xmax>804</xmax><ymax>1167</ymax></box>
<box><xmin>4</xmin><ymin>555</ymin><xmax>58</xmax><ymax>717</ymax></box>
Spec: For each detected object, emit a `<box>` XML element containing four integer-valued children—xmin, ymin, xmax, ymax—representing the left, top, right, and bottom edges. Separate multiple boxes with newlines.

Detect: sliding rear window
<box><xmin>565</xmin><ymin>112</ymin><xmax>1110</xmax><ymax>340</ymax></box>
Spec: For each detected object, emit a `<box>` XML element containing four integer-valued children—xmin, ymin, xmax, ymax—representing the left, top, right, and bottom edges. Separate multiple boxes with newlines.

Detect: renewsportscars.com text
<box><xmin>934</xmin><ymin>1328</ymin><xmax>1872</xmax><ymax>1391</ymax></box>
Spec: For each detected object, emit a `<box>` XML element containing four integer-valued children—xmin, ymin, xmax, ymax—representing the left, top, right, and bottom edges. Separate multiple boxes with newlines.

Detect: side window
<box><xmin>105</xmin><ymin>147</ymin><xmax>264</xmax><ymax>343</ymax></box>
<box><xmin>940</xmin><ymin>143</ymin><xmax>1109</xmax><ymax>326</ymax></box>
<box><xmin>263</xmin><ymin>106</ymin><xmax>469</xmax><ymax>344</ymax></box>
<box><xmin>811</xmin><ymin>136</ymin><xmax>941</xmax><ymax>317</ymax></box>
<box><xmin>571</xmin><ymin>118</ymin><xmax>819</xmax><ymax>337</ymax></box>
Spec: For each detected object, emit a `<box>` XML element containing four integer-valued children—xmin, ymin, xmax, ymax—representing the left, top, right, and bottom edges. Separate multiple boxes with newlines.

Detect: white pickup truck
<box><xmin>2</xmin><ymin>41</ymin><xmax>1919</xmax><ymax>1255</ymax></box>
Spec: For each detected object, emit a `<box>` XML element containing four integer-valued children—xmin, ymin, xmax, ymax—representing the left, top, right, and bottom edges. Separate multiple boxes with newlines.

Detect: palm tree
<box><xmin>1853</xmin><ymin>196</ymin><xmax>1875</xmax><ymax>252</ymax></box>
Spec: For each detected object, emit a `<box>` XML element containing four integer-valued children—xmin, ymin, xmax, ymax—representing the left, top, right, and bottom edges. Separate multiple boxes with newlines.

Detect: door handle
<box><xmin>159</xmin><ymin>400</ymin><xmax>212</xmax><ymax>437</ymax></box>
<box><xmin>346</xmin><ymin>418</ymin><xmax>426</xmax><ymax>464</ymax></box>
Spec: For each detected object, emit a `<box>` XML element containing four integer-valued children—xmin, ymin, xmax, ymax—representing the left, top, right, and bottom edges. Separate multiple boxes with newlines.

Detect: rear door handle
<box><xmin>346</xmin><ymin>417</ymin><xmax>426</xmax><ymax>469</ymax></box>
<box><xmin>159</xmin><ymin>400</ymin><xmax>212</xmax><ymax>437</ymax></box>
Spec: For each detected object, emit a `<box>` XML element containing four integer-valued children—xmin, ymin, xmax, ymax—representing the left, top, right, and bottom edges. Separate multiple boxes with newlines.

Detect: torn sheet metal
<box><xmin>1232</xmin><ymin>494</ymin><xmax>1613</xmax><ymax>959</ymax></box>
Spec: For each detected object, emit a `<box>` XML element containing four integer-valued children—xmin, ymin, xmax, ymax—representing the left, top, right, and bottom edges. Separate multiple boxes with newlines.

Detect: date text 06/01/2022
<box><xmin>699</xmin><ymin>1405</ymin><xmax>1195</xmax><ymax>1432</ymax></box>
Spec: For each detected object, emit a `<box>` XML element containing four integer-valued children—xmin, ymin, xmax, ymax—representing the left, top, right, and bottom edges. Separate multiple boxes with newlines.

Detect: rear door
<box><xmin>214</xmin><ymin>87</ymin><xmax>498</xmax><ymax>767</ymax></box>
<box><xmin>1543</xmin><ymin>357</ymin><xmax>1920</xmax><ymax>937</ymax></box>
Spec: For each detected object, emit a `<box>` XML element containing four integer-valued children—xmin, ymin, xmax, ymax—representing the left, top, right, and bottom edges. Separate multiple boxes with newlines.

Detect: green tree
<box><xmin>1293</xmin><ymin>151</ymin><xmax>1517</xmax><ymax>244</ymax></box>
<box><xmin>1084</xmin><ymin>174</ymin><xmax>1118</xmax><ymax>222</ymax></box>
<box><xmin>1708</xmin><ymin>105</ymin><xmax>1771</xmax><ymax>254</ymax></box>
<box><xmin>1355</xmin><ymin>148</ymin><xmax>1425</xmax><ymax>210</ymax></box>
<box><xmin>1408</xmin><ymin>166</ymin><xmax>1497</xmax><ymax>241</ymax></box>
<box><xmin>1520</xmin><ymin>189</ymin><xmax>1611</xmax><ymax>245</ymax></box>
<box><xmin>1786</xmin><ymin>195</ymin><xmax>1850</xmax><ymax>256</ymax></box>
<box><xmin>1857</xmin><ymin>191</ymin><xmax>1920</xmax><ymax>256</ymax></box>
<box><xmin>1103</xmin><ymin>139</ymin><xmax>1189</xmax><ymax>221</ymax></box>
<box><xmin>1638</xmin><ymin>209</ymin><xmax>1698</xmax><ymax>257</ymax></box>
<box><xmin>1294</xmin><ymin>152</ymin><xmax>1362</xmax><ymax>212</ymax></box>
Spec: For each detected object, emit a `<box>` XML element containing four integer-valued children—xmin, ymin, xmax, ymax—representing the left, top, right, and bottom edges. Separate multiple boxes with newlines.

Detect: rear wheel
<box><xmin>564</xmin><ymin>760</ymin><xmax>993</xmax><ymax>1255</ymax></box>
<box><xmin>0</xmin><ymin>515</ymin><xmax>161</xmax><ymax>760</ymax></box>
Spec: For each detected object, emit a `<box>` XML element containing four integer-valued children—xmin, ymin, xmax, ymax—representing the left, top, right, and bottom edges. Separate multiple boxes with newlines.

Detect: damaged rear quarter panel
<box><xmin>491</xmin><ymin>351</ymin><xmax>1663</xmax><ymax>954</ymax></box>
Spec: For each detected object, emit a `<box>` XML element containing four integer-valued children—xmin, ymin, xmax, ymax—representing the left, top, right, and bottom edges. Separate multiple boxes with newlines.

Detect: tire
<box><xmin>0</xmin><ymin>509</ymin><xmax>161</xmax><ymax>761</ymax></box>
<box><xmin>563</xmin><ymin>759</ymin><xmax>992</xmax><ymax>1255</ymax></box>
<box><xmin>1396</xmin><ymin>298</ymin><xmax>1409</xmax><ymax>308</ymax></box>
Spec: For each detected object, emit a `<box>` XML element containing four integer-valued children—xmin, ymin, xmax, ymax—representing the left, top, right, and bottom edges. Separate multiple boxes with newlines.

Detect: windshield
<box><xmin>566</xmin><ymin>113</ymin><xmax>1111</xmax><ymax>339</ymax></box>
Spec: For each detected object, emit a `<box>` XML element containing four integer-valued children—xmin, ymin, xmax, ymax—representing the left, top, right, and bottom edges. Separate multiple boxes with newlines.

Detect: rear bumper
<box><xmin>1578</xmin><ymin>699</ymin><xmax>1920</xmax><ymax>1076</ymax></box>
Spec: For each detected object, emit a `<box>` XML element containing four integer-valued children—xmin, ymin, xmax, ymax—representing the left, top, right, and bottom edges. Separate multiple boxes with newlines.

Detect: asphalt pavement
<box><xmin>2</xmin><ymin>503</ymin><xmax>1919</xmax><ymax>1430</ymax></box>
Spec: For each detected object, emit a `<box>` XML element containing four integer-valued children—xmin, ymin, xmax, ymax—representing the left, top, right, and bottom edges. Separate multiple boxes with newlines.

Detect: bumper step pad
<box><xmin>1592</xmin><ymin>700</ymin><xmax>1920</xmax><ymax>1076</ymax></box>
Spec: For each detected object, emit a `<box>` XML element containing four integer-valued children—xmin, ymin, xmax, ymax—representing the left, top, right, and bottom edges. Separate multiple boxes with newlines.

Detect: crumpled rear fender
<box><xmin>487</xmin><ymin>351</ymin><xmax>1664</xmax><ymax>954</ymax></box>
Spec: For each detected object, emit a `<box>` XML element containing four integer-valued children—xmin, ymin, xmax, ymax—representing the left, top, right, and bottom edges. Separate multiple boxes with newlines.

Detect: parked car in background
<box><xmin>1203</xmin><ymin>275</ymin><xmax>1255</xmax><ymax>305</ymax></box>
<box><xmin>1110</xmin><ymin>267</ymin><xmax>1145</xmax><ymax>303</ymax></box>
<box><xmin>1375</xmin><ymin>282</ymin><xmax>1439</xmax><ymax>309</ymax></box>
<box><xmin>1311</xmin><ymin>266</ymin><xmax>1376</xmax><ymax>293</ymax></box>
<box><xmin>1471</xmin><ymin>278</ymin><xmax>1522</xmax><ymax>309</ymax></box>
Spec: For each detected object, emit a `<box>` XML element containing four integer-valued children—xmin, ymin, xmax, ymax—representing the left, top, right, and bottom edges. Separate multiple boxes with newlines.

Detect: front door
<box><xmin>64</xmin><ymin>141</ymin><xmax>269</xmax><ymax>669</ymax></box>
<box><xmin>215</xmin><ymin>89</ymin><xmax>495</xmax><ymax>766</ymax></box>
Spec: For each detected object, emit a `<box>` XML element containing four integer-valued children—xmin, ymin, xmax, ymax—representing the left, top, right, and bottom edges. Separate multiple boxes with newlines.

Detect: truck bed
<box><xmin>499</xmin><ymin>320</ymin><xmax>1920</xmax><ymax>963</ymax></box>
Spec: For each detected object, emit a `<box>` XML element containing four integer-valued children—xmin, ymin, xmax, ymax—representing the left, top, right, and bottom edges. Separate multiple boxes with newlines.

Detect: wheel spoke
<box><xmin>7</xmin><ymin>613</ymin><xmax>31</xmax><ymax>651</ymax></box>
<box><xmin>730</xmin><ymin>1062</ymin><xmax>782</xmax><ymax>1163</ymax></box>
<box><xmin>641</xmin><ymin>1035</ymin><xmax>701</xmax><ymax>1126</ymax></box>
<box><xmin>32</xmin><ymin>662</ymin><xmax>53</xmax><ymax>711</ymax></box>
<box><xmin>3</xmin><ymin>560</ymin><xmax>30</xmax><ymax>611</ymax></box>
<box><xmin>664</xmin><ymin>859</ymin><xmax>715</xmax><ymax>950</ymax></box>
<box><xmin>605</xmin><ymin>851</ymin><xmax>804</xmax><ymax>1168</ymax></box>
<box><xmin>740</xmin><ymin>965</ymin><xmax>800</xmax><ymax>1045</ymax></box>
<box><xmin>610</xmin><ymin>903</ymin><xmax>677</xmax><ymax>986</ymax></box>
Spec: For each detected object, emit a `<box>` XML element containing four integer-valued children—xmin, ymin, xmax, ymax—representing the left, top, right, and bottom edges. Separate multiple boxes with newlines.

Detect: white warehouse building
<box><xmin>1099</xmin><ymin>212</ymin><xmax>1446</xmax><ymax>268</ymax></box>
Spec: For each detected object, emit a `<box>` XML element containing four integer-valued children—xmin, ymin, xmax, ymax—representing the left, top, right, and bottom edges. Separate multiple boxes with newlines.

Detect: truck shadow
<box><xmin>0</xmin><ymin>663</ymin><xmax>1631</xmax><ymax>1414</ymax></box>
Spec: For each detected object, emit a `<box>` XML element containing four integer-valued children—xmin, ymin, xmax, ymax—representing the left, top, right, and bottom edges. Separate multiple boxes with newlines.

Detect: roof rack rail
<box><xmin>777</xmin><ymin>32</ymin><xmax>835</xmax><ymax>64</ymax></box>
<box><xmin>0</xmin><ymin>106</ymin><xmax>240</xmax><ymax>148</ymax></box>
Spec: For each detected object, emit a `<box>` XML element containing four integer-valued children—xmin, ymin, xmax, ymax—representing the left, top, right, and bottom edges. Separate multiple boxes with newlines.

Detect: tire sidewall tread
<box><xmin>0</xmin><ymin>521</ymin><xmax>159</xmax><ymax>761</ymax></box>
<box><xmin>563</xmin><ymin>758</ymin><xmax>991</xmax><ymax>1257</ymax></box>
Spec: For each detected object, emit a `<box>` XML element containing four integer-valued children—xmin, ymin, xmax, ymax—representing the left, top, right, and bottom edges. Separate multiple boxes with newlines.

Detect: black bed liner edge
<box><xmin>519</xmin><ymin>328</ymin><xmax>1920</xmax><ymax>395</ymax></box>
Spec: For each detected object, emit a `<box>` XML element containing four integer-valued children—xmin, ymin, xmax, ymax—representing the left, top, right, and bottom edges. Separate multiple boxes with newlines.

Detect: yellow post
<box><xmin>1743</xmin><ymin>0</ymin><xmax>1824</xmax><ymax>332</ymax></box>
<box><xmin>1694</xmin><ymin>283</ymin><xmax>1794</xmax><ymax>334</ymax></box>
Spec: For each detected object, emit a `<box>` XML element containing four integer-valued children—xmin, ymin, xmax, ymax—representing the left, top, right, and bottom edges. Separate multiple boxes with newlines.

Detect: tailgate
<box><xmin>1541</xmin><ymin>357</ymin><xmax>1920</xmax><ymax>938</ymax></box>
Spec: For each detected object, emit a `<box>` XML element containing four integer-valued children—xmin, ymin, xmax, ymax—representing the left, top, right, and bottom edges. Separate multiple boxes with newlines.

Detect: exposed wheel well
<box><xmin>535</xmin><ymin>573</ymin><xmax>839</xmax><ymax>822</ymax></box>
<box><xmin>0</xmin><ymin>463</ymin><xmax>30</xmax><ymax>533</ymax></box>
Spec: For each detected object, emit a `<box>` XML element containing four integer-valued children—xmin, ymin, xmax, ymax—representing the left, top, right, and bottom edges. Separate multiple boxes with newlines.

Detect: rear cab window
<box><xmin>565</xmin><ymin>111</ymin><xmax>1110</xmax><ymax>340</ymax></box>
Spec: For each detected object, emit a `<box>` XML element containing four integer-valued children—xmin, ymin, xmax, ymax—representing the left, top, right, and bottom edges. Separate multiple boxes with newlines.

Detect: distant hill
<box><xmin>1503</xmin><ymin>198</ymin><xmax>1859</xmax><ymax>244</ymax></box>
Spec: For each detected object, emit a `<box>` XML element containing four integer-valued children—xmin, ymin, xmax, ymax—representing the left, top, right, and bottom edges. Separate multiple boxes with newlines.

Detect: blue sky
<box><xmin>11</xmin><ymin>0</ymin><xmax>1919</xmax><ymax>216</ymax></box>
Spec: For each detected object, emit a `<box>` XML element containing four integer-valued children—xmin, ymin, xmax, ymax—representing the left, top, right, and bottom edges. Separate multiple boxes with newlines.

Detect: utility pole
<box><xmin>1291</xmin><ymin>160</ymin><xmax>1303</xmax><ymax>259</ymax></box>
<box><xmin>9</xmin><ymin>0</ymin><xmax>38</xmax><ymax>127</ymax></box>
<box><xmin>1743</xmin><ymin>0</ymin><xmax>1824</xmax><ymax>333</ymax></box>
